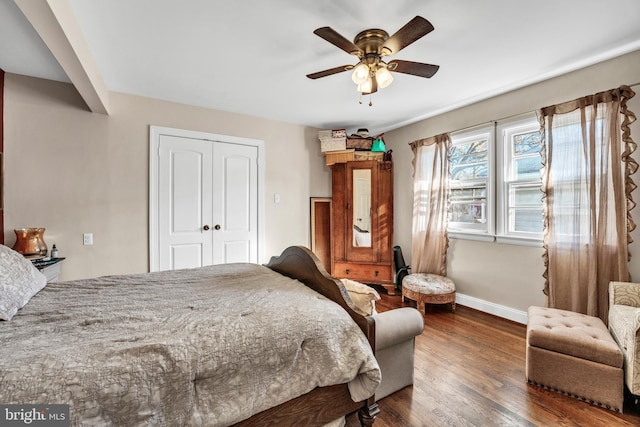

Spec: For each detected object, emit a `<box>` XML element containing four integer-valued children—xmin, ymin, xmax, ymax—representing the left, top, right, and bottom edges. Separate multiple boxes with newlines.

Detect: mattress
<box><xmin>0</xmin><ymin>263</ymin><xmax>380</xmax><ymax>426</ymax></box>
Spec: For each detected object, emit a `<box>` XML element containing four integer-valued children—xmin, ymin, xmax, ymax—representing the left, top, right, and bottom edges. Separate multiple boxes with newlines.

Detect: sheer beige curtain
<box><xmin>540</xmin><ymin>85</ymin><xmax>637</xmax><ymax>322</ymax></box>
<box><xmin>410</xmin><ymin>133</ymin><xmax>451</xmax><ymax>275</ymax></box>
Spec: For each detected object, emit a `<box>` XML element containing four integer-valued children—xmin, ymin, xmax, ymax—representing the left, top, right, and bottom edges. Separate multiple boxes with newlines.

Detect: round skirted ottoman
<box><xmin>402</xmin><ymin>273</ymin><xmax>456</xmax><ymax>314</ymax></box>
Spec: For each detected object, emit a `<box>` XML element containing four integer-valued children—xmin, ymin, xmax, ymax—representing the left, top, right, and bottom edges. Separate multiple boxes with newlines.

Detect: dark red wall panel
<box><xmin>1</xmin><ymin>69</ymin><xmax>4</xmax><ymax>244</ymax></box>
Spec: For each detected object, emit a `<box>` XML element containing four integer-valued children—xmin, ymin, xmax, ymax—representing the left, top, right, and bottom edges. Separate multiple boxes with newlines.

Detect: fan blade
<box><xmin>314</xmin><ymin>27</ymin><xmax>363</xmax><ymax>57</ymax></box>
<box><xmin>380</xmin><ymin>16</ymin><xmax>434</xmax><ymax>56</ymax></box>
<box><xmin>387</xmin><ymin>60</ymin><xmax>439</xmax><ymax>78</ymax></box>
<box><xmin>306</xmin><ymin>65</ymin><xmax>354</xmax><ymax>79</ymax></box>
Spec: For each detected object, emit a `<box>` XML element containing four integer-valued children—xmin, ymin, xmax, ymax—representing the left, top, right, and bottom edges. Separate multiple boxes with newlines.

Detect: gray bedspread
<box><xmin>0</xmin><ymin>263</ymin><xmax>380</xmax><ymax>426</ymax></box>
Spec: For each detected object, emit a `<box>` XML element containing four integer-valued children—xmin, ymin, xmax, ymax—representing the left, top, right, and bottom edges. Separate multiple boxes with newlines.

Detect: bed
<box><xmin>0</xmin><ymin>245</ymin><xmax>381</xmax><ymax>426</ymax></box>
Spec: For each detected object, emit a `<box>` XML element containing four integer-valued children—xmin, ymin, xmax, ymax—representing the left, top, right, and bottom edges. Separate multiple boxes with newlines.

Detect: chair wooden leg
<box><xmin>418</xmin><ymin>301</ymin><xmax>426</xmax><ymax>314</ymax></box>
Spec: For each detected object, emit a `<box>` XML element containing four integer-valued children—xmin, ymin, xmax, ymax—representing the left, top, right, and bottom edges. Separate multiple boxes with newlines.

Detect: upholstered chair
<box><xmin>340</xmin><ymin>278</ymin><xmax>425</xmax><ymax>400</ymax></box>
<box><xmin>373</xmin><ymin>307</ymin><xmax>425</xmax><ymax>400</ymax></box>
<box><xmin>608</xmin><ymin>281</ymin><xmax>640</xmax><ymax>397</ymax></box>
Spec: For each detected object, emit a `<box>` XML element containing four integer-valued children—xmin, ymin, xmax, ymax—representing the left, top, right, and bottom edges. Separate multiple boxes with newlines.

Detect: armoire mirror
<box><xmin>352</xmin><ymin>169</ymin><xmax>372</xmax><ymax>247</ymax></box>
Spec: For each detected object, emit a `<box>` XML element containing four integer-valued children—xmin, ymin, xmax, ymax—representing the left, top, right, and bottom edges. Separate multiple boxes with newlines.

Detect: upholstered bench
<box><xmin>402</xmin><ymin>273</ymin><xmax>456</xmax><ymax>314</ymax></box>
<box><xmin>526</xmin><ymin>306</ymin><xmax>624</xmax><ymax>412</ymax></box>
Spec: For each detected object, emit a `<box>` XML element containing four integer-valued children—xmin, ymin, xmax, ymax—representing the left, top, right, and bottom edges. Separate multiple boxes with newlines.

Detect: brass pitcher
<box><xmin>13</xmin><ymin>228</ymin><xmax>48</xmax><ymax>257</ymax></box>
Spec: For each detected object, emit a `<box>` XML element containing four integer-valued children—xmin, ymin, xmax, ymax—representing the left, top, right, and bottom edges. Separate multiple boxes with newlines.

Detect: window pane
<box><xmin>451</xmin><ymin>163</ymin><xmax>488</xmax><ymax>180</ymax></box>
<box><xmin>450</xmin><ymin>140</ymin><xmax>488</xmax><ymax>164</ymax></box>
<box><xmin>512</xmin><ymin>208</ymin><xmax>543</xmax><ymax>233</ymax></box>
<box><xmin>451</xmin><ymin>201</ymin><xmax>487</xmax><ymax>223</ymax></box>
<box><xmin>450</xmin><ymin>187</ymin><xmax>486</xmax><ymax>200</ymax></box>
<box><xmin>513</xmin><ymin>185</ymin><xmax>542</xmax><ymax>206</ymax></box>
<box><xmin>513</xmin><ymin>131</ymin><xmax>541</xmax><ymax>155</ymax></box>
<box><xmin>514</xmin><ymin>157</ymin><xmax>542</xmax><ymax>180</ymax></box>
<box><xmin>450</xmin><ymin>139</ymin><xmax>488</xmax><ymax>180</ymax></box>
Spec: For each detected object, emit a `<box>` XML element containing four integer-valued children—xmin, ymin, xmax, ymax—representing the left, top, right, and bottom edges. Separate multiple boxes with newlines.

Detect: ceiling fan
<box><xmin>306</xmin><ymin>16</ymin><xmax>440</xmax><ymax>99</ymax></box>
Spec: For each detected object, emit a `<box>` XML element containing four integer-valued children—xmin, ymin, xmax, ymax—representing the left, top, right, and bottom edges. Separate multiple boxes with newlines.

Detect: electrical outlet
<box><xmin>83</xmin><ymin>233</ymin><xmax>93</xmax><ymax>245</ymax></box>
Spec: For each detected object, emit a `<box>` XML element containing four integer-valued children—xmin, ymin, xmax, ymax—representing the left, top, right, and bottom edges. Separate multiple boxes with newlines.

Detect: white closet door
<box><xmin>158</xmin><ymin>135</ymin><xmax>213</xmax><ymax>270</ymax></box>
<box><xmin>153</xmin><ymin>128</ymin><xmax>260</xmax><ymax>271</ymax></box>
<box><xmin>212</xmin><ymin>142</ymin><xmax>258</xmax><ymax>264</ymax></box>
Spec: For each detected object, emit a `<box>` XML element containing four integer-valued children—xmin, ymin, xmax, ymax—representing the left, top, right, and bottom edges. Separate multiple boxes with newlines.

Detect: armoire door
<box><xmin>152</xmin><ymin>129</ymin><xmax>260</xmax><ymax>271</ymax></box>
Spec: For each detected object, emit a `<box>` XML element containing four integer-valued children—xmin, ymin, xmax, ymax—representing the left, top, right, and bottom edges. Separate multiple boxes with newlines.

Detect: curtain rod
<box><xmin>444</xmin><ymin>83</ymin><xmax>640</xmax><ymax>137</ymax></box>
<box><xmin>449</xmin><ymin>111</ymin><xmax>533</xmax><ymax>136</ymax></box>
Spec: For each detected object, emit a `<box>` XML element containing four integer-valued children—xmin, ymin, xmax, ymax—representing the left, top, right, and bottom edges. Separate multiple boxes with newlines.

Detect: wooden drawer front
<box><xmin>333</xmin><ymin>262</ymin><xmax>392</xmax><ymax>282</ymax></box>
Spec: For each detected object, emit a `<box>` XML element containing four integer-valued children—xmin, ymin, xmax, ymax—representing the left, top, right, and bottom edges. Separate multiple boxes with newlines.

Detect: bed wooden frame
<box><xmin>233</xmin><ymin>245</ymin><xmax>380</xmax><ymax>426</ymax></box>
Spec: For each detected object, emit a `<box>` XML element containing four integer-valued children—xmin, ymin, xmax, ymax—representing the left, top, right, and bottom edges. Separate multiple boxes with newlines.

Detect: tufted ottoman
<box><xmin>526</xmin><ymin>306</ymin><xmax>624</xmax><ymax>412</ymax></box>
<box><xmin>402</xmin><ymin>273</ymin><xmax>455</xmax><ymax>314</ymax></box>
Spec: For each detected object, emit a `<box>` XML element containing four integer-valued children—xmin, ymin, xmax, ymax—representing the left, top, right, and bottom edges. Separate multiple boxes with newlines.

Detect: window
<box><xmin>448</xmin><ymin>126</ymin><xmax>494</xmax><ymax>238</ymax></box>
<box><xmin>498</xmin><ymin>118</ymin><xmax>543</xmax><ymax>242</ymax></box>
<box><xmin>542</xmin><ymin>109</ymin><xmax>607</xmax><ymax>242</ymax></box>
<box><xmin>446</xmin><ymin>116</ymin><xmax>543</xmax><ymax>245</ymax></box>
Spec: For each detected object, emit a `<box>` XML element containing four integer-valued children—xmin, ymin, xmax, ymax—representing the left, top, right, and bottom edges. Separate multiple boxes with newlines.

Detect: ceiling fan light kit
<box><xmin>357</xmin><ymin>80</ymin><xmax>372</xmax><ymax>93</ymax></box>
<box><xmin>376</xmin><ymin>66</ymin><xmax>393</xmax><ymax>88</ymax></box>
<box><xmin>307</xmin><ymin>16</ymin><xmax>440</xmax><ymax>106</ymax></box>
<box><xmin>351</xmin><ymin>62</ymin><xmax>370</xmax><ymax>85</ymax></box>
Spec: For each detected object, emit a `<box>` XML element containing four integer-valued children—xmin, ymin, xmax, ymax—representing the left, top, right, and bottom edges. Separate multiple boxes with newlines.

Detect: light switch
<box><xmin>83</xmin><ymin>233</ymin><xmax>93</xmax><ymax>245</ymax></box>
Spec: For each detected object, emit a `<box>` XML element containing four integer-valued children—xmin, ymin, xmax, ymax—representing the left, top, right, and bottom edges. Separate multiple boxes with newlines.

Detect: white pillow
<box><xmin>0</xmin><ymin>244</ymin><xmax>47</xmax><ymax>320</ymax></box>
<box><xmin>340</xmin><ymin>278</ymin><xmax>380</xmax><ymax>316</ymax></box>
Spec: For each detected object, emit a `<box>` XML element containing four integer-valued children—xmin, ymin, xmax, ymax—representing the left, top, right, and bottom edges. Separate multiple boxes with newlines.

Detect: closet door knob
<box><xmin>214</xmin><ymin>224</ymin><xmax>221</xmax><ymax>230</ymax></box>
<box><xmin>203</xmin><ymin>225</ymin><xmax>210</xmax><ymax>231</ymax></box>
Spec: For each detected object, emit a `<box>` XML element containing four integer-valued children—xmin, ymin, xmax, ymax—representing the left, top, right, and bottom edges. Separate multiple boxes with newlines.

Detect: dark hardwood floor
<box><xmin>347</xmin><ymin>293</ymin><xmax>640</xmax><ymax>427</ymax></box>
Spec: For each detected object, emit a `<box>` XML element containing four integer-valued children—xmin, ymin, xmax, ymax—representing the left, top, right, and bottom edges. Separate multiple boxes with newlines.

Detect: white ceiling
<box><xmin>1</xmin><ymin>0</ymin><xmax>640</xmax><ymax>136</ymax></box>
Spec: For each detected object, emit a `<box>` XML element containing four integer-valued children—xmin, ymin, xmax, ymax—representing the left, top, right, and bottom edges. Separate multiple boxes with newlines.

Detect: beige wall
<box><xmin>5</xmin><ymin>49</ymin><xmax>640</xmax><ymax>315</ymax></box>
<box><xmin>385</xmin><ymin>49</ymin><xmax>640</xmax><ymax>312</ymax></box>
<box><xmin>4</xmin><ymin>74</ymin><xmax>332</xmax><ymax>280</ymax></box>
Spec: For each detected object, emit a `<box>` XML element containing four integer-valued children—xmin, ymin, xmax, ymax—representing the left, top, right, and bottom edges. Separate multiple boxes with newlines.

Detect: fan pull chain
<box><xmin>357</xmin><ymin>93</ymin><xmax>374</xmax><ymax>106</ymax></box>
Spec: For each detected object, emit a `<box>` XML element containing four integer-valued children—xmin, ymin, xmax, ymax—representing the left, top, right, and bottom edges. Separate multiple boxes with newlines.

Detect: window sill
<box><xmin>448</xmin><ymin>232</ymin><xmax>495</xmax><ymax>242</ymax></box>
<box><xmin>448</xmin><ymin>232</ymin><xmax>543</xmax><ymax>247</ymax></box>
<box><xmin>495</xmin><ymin>235</ymin><xmax>543</xmax><ymax>247</ymax></box>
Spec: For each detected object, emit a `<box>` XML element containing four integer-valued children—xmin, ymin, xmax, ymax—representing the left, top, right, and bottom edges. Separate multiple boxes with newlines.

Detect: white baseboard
<box><xmin>456</xmin><ymin>293</ymin><xmax>528</xmax><ymax>324</ymax></box>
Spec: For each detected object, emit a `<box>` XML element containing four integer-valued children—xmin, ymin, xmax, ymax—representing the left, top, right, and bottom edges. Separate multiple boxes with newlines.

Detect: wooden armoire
<box><xmin>331</xmin><ymin>160</ymin><xmax>395</xmax><ymax>294</ymax></box>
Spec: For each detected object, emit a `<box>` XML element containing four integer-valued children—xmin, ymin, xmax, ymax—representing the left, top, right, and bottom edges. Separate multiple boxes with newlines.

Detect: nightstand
<box><xmin>31</xmin><ymin>258</ymin><xmax>65</xmax><ymax>282</ymax></box>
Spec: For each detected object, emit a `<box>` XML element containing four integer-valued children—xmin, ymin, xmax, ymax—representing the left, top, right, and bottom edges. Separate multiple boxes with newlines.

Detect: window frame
<box><xmin>496</xmin><ymin>116</ymin><xmax>544</xmax><ymax>246</ymax></box>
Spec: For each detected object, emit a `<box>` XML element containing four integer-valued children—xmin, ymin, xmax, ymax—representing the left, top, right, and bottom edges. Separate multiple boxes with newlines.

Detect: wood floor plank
<box><xmin>346</xmin><ymin>294</ymin><xmax>640</xmax><ymax>426</ymax></box>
